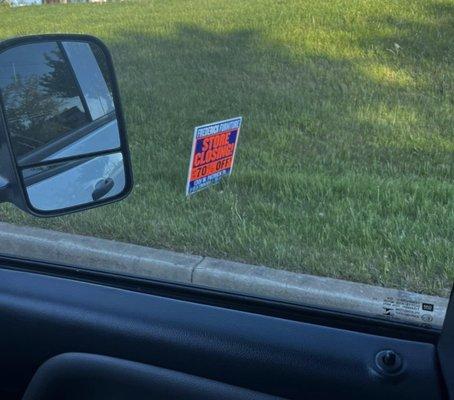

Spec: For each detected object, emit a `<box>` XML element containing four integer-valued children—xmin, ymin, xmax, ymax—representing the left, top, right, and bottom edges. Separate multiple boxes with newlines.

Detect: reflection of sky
<box><xmin>63</xmin><ymin>42</ymin><xmax>115</xmax><ymax>120</ymax></box>
<box><xmin>0</xmin><ymin>42</ymin><xmax>58</xmax><ymax>87</ymax></box>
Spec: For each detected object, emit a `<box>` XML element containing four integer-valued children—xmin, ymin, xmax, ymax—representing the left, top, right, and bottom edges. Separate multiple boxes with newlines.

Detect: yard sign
<box><xmin>186</xmin><ymin>117</ymin><xmax>242</xmax><ymax>196</ymax></box>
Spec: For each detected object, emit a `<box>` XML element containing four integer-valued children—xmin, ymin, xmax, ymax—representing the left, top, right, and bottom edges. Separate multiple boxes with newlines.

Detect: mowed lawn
<box><xmin>0</xmin><ymin>0</ymin><xmax>452</xmax><ymax>295</ymax></box>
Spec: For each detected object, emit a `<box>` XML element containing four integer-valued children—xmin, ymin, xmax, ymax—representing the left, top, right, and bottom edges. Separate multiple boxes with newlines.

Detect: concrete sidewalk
<box><xmin>0</xmin><ymin>222</ymin><xmax>448</xmax><ymax>329</ymax></box>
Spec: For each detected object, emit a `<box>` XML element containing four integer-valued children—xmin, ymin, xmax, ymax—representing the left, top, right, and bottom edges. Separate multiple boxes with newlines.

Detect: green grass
<box><xmin>0</xmin><ymin>0</ymin><xmax>453</xmax><ymax>296</ymax></box>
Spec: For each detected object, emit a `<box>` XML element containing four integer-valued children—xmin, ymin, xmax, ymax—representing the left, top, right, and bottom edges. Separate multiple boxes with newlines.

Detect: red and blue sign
<box><xmin>186</xmin><ymin>117</ymin><xmax>242</xmax><ymax>195</ymax></box>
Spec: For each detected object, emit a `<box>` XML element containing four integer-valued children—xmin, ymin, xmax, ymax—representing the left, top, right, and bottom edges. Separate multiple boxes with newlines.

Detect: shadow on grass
<box><xmin>110</xmin><ymin>18</ymin><xmax>452</xmax><ymax>184</ymax></box>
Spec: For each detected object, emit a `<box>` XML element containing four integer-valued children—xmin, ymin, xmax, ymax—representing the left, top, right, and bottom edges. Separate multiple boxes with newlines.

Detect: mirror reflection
<box><xmin>22</xmin><ymin>152</ymin><xmax>126</xmax><ymax>212</ymax></box>
<box><xmin>0</xmin><ymin>40</ymin><xmax>120</xmax><ymax>166</ymax></box>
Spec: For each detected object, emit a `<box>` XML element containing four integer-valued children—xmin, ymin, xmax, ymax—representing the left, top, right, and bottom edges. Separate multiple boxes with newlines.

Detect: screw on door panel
<box><xmin>375</xmin><ymin>350</ymin><xmax>403</xmax><ymax>375</ymax></box>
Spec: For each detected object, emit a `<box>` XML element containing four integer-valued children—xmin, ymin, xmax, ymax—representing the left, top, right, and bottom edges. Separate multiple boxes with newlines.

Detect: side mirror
<box><xmin>0</xmin><ymin>34</ymin><xmax>133</xmax><ymax>217</ymax></box>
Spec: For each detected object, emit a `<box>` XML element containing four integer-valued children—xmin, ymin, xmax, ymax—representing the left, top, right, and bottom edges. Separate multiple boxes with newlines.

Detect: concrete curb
<box><xmin>0</xmin><ymin>222</ymin><xmax>202</xmax><ymax>284</ymax></box>
<box><xmin>0</xmin><ymin>222</ymin><xmax>448</xmax><ymax>329</ymax></box>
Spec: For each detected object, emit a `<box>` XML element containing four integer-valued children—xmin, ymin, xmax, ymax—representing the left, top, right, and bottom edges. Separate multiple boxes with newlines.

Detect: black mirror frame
<box><xmin>0</xmin><ymin>34</ymin><xmax>133</xmax><ymax>217</ymax></box>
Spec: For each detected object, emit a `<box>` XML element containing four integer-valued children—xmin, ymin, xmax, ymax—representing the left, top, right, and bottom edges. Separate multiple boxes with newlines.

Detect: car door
<box><xmin>0</xmin><ymin>251</ymin><xmax>451</xmax><ymax>399</ymax></box>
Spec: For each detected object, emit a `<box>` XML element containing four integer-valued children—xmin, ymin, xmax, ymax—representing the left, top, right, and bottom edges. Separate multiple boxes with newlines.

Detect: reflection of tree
<box><xmin>41</xmin><ymin>50</ymin><xmax>79</xmax><ymax>100</ymax></box>
<box><xmin>0</xmin><ymin>45</ymin><xmax>88</xmax><ymax>159</ymax></box>
<box><xmin>1</xmin><ymin>75</ymin><xmax>60</xmax><ymax>155</ymax></box>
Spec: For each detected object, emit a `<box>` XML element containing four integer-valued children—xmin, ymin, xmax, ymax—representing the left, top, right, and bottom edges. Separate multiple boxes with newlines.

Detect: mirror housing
<box><xmin>0</xmin><ymin>34</ymin><xmax>133</xmax><ymax>217</ymax></box>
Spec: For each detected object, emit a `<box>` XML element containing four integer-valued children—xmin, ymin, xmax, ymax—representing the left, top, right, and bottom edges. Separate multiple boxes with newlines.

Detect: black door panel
<box><xmin>0</xmin><ymin>268</ymin><xmax>444</xmax><ymax>400</ymax></box>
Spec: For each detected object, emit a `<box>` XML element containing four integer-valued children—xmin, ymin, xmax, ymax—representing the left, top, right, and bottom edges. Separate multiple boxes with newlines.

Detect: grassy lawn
<box><xmin>0</xmin><ymin>0</ymin><xmax>452</xmax><ymax>296</ymax></box>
